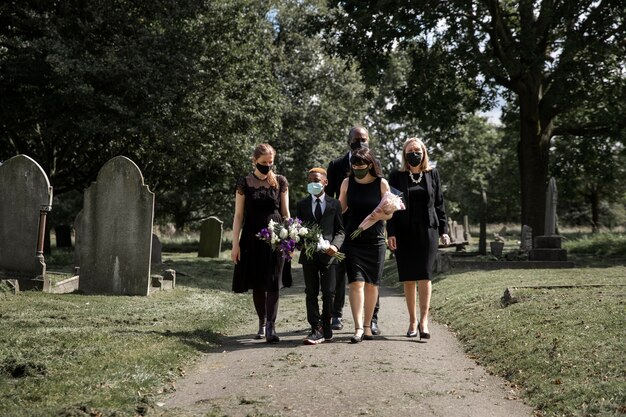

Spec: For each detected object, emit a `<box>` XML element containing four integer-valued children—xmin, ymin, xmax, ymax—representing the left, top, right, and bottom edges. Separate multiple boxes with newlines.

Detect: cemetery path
<box><xmin>160</xmin><ymin>265</ymin><xmax>535</xmax><ymax>417</ymax></box>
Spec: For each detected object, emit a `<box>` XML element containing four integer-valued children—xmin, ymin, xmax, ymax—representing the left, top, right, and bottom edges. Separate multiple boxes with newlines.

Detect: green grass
<box><xmin>3</xmin><ymin>231</ymin><xmax>625</xmax><ymax>416</ymax></box>
<box><xmin>0</xmin><ymin>253</ymin><xmax>249</xmax><ymax>417</ymax></box>
<box><xmin>382</xmin><ymin>257</ymin><xmax>626</xmax><ymax>416</ymax></box>
<box><xmin>563</xmin><ymin>233</ymin><xmax>626</xmax><ymax>257</ymax></box>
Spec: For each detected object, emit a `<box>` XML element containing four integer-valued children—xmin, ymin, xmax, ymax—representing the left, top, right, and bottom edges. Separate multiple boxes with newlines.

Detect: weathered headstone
<box><xmin>544</xmin><ymin>177</ymin><xmax>557</xmax><ymax>236</ymax></box>
<box><xmin>151</xmin><ymin>234</ymin><xmax>162</xmax><ymax>264</ymax></box>
<box><xmin>530</xmin><ymin>178</ymin><xmax>569</xmax><ymax>262</ymax></box>
<box><xmin>520</xmin><ymin>225</ymin><xmax>533</xmax><ymax>251</ymax></box>
<box><xmin>77</xmin><ymin>156</ymin><xmax>155</xmax><ymax>295</ymax></box>
<box><xmin>198</xmin><ymin>217</ymin><xmax>223</xmax><ymax>258</ymax></box>
<box><xmin>0</xmin><ymin>155</ymin><xmax>53</xmax><ymax>290</ymax></box>
<box><xmin>463</xmin><ymin>215</ymin><xmax>470</xmax><ymax>242</ymax></box>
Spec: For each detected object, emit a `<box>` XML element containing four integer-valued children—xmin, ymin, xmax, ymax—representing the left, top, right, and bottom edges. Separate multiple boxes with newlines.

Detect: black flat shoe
<box><xmin>418</xmin><ymin>323</ymin><xmax>430</xmax><ymax>340</ymax></box>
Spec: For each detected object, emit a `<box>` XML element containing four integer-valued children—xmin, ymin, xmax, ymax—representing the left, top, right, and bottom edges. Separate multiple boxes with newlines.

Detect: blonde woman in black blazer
<box><xmin>387</xmin><ymin>138</ymin><xmax>450</xmax><ymax>340</ymax></box>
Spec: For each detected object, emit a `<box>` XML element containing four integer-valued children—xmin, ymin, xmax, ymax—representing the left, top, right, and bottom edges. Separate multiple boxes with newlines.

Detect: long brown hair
<box><xmin>253</xmin><ymin>143</ymin><xmax>278</xmax><ymax>189</ymax></box>
<box><xmin>399</xmin><ymin>137</ymin><xmax>432</xmax><ymax>172</ymax></box>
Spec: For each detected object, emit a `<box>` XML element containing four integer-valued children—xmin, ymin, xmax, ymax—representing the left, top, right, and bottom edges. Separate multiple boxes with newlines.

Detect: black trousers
<box><xmin>332</xmin><ymin>260</ymin><xmax>380</xmax><ymax>322</ymax></box>
<box><xmin>303</xmin><ymin>262</ymin><xmax>336</xmax><ymax>329</ymax></box>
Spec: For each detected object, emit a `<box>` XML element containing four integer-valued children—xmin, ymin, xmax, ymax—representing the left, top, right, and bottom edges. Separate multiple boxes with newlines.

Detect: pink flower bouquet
<box><xmin>350</xmin><ymin>191</ymin><xmax>405</xmax><ymax>239</ymax></box>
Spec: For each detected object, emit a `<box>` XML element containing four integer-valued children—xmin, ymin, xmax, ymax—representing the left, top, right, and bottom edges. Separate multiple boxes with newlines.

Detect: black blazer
<box><xmin>386</xmin><ymin>168</ymin><xmax>448</xmax><ymax>238</ymax></box>
<box><xmin>296</xmin><ymin>195</ymin><xmax>345</xmax><ymax>265</ymax></box>
<box><xmin>326</xmin><ymin>153</ymin><xmax>350</xmax><ymax>199</ymax></box>
<box><xmin>326</xmin><ymin>151</ymin><xmax>384</xmax><ymax>199</ymax></box>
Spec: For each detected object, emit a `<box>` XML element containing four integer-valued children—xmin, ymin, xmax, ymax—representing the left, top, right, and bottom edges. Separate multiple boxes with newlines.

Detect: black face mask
<box><xmin>256</xmin><ymin>163</ymin><xmax>272</xmax><ymax>175</ymax></box>
<box><xmin>406</xmin><ymin>152</ymin><xmax>423</xmax><ymax>167</ymax></box>
<box><xmin>350</xmin><ymin>140</ymin><xmax>368</xmax><ymax>151</ymax></box>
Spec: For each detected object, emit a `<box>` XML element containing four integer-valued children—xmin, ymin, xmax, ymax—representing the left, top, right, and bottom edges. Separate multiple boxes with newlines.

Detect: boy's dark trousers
<box><xmin>303</xmin><ymin>262</ymin><xmax>336</xmax><ymax>330</ymax></box>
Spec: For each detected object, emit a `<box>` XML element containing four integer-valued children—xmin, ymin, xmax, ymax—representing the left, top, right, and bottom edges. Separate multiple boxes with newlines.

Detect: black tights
<box><xmin>252</xmin><ymin>289</ymin><xmax>279</xmax><ymax>323</ymax></box>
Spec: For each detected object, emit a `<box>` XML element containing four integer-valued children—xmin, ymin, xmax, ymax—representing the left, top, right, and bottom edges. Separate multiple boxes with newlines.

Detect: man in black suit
<box><xmin>326</xmin><ymin>126</ymin><xmax>383</xmax><ymax>335</ymax></box>
<box><xmin>296</xmin><ymin>167</ymin><xmax>345</xmax><ymax>344</ymax></box>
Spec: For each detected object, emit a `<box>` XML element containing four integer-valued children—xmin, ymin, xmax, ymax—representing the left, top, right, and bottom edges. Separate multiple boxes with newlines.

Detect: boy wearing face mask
<box><xmin>296</xmin><ymin>168</ymin><xmax>345</xmax><ymax>344</ymax></box>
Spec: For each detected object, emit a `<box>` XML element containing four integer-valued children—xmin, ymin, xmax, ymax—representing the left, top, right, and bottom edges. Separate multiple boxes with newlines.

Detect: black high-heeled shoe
<box><xmin>350</xmin><ymin>328</ymin><xmax>364</xmax><ymax>343</ymax></box>
<box><xmin>418</xmin><ymin>323</ymin><xmax>430</xmax><ymax>340</ymax></box>
<box><xmin>406</xmin><ymin>325</ymin><xmax>418</xmax><ymax>338</ymax></box>
<box><xmin>363</xmin><ymin>325</ymin><xmax>374</xmax><ymax>340</ymax></box>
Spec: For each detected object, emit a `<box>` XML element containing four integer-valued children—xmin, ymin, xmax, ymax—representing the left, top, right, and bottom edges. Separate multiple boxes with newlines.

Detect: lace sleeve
<box><xmin>235</xmin><ymin>176</ymin><xmax>247</xmax><ymax>195</ymax></box>
<box><xmin>278</xmin><ymin>175</ymin><xmax>289</xmax><ymax>193</ymax></box>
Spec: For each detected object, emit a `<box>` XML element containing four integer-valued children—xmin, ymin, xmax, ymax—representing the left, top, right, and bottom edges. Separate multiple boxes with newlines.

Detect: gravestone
<box><xmin>463</xmin><ymin>215</ymin><xmax>470</xmax><ymax>242</ymax></box>
<box><xmin>77</xmin><ymin>156</ymin><xmax>155</xmax><ymax>295</ymax></box>
<box><xmin>151</xmin><ymin>234</ymin><xmax>162</xmax><ymax>264</ymax></box>
<box><xmin>520</xmin><ymin>225</ymin><xmax>533</xmax><ymax>251</ymax></box>
<box><xmin>0</xmin><ymin>155</ymin><xmax>53</xmax><ymax>290</ymax></box>
<box><xmin>530</xmin><ymin>178</ymin><xmax>568</xmax><ymax>261</ymax></box>
<box><xmin>198</xmin><ymin>217</ymin><xmax>223</xmax><ymax>258</ymax></box>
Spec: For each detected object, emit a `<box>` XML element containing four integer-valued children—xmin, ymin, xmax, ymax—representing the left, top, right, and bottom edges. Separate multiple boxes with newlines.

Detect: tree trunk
<box><xmin>518</xmin><ymin>86</ymin><xmax>552</xmax><ymax>237</ymax></box>
<box><xmin>589</xmin><ymin>190</ymin><xmax>600</xmax><ymax>232</ymax></box>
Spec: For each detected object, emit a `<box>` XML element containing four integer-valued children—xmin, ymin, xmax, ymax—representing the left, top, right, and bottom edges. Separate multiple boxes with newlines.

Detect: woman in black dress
<box><xmin>387</xmin><ymin>138</ymin><xmax>450</xmax><ymax>340</ymax></box>
<box><xmin>338</xmin><ymin>148</ymin><xmax>391</xmax><ymax>343</ymax></box>
<box><xmin>231</xmin><ymin>143</ymin><xmax>290</xmax><ymax>343</ymax></box>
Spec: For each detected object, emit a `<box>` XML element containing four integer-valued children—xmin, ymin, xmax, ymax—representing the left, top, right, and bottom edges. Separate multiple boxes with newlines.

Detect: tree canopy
<box><xmin>325</xmin><ymin>0</ymin><xmax>626</xmax><ymax>235</ymax></box>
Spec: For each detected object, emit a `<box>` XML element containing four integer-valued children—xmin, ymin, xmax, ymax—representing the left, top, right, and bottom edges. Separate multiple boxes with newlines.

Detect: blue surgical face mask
<box><xmin>307</xmin><ymin>182</ymin><xmax>324</xmax><ymax>196</ymax></box>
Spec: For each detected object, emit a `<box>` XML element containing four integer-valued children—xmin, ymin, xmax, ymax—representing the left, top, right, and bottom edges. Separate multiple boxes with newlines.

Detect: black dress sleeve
<box><xmin>278</xmin><ymin>175</ymin><xmax>289</xmax><ymax>194</ymax></box>
<box><xmin>235</xmin><ymin>176</ymin><xmax>247</xmax><ymax>195</ymax></box>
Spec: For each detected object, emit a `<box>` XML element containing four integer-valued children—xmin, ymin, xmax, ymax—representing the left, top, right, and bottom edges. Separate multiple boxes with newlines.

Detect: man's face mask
<box><xmin>350</xmin><ymin>140</ymin><xmax>368</xmax><ymax>151</ymax></box>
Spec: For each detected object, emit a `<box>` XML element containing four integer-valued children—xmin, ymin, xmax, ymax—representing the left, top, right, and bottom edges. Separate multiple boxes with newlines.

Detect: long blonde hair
<box><xmin>399</xmin><ymin>137</ymin><xmax>432</xmax><ymax>172</ymax></box>
<box><xmin>253</xmin><ymin>143</ymin><xmax>278</xmax><ymax>189</ymax></box>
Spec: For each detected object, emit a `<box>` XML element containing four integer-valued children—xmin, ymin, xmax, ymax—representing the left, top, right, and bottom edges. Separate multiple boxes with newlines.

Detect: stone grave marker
<box><xmin>198</xmin><ymin>217</ymin><xmax>223</xmax><ymax>258</ymax></box>
<box><xmin>151</xmin><ymin>234</ymin><xmax>162</xmax><ymax>264</ymax></box>
<box><xmin>0</xmin><ymin>155</ymin><xmax>53</xmax><ymax>289</ymax></box>
<box><xmin>520</xmin><ymin>225</ymin><xmax>533</xmax><ymax>251</ymax></box>
<box><xmin>77</xmin><ymin>156</ymin><xmax>155</xmax><ymax>295</ymax></box>
<box><xmin>530</xmin><ymin>178</ymin><xmax>569</xmax><ymax>262</ymax></box>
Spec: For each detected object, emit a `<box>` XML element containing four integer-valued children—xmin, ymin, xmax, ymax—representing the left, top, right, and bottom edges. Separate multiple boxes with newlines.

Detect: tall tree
<box><xmin>0</xmin><ymin>0</ymin><xmax>282</xmax><ymax>228</ymax></box>
<box><xmin>325</xmin><ymin>0</ymin><xmax>626</xmax><ymax>235</ymax></box>
<box><xmin>551</xmin><ymin>133</ymin><xmax>626</xmax><ymax>230</ymax></box>
<box><xmin>268</xmin><ymin>0</ymin><xmax>370</xmax><ymax>204</ymax></box>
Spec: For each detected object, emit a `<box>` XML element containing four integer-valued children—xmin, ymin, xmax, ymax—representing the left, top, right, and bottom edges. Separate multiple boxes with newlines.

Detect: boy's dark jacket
<box><xmin>295</xmin><ymin>194</ymin><xmax>345</xmax><ymax>265</ymax></box>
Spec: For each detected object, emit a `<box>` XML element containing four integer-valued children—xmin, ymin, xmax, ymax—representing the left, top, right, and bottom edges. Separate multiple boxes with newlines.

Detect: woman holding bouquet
<box><xmin>338</xmin><ymin>147</ymin><xmax>391</xmax><ymax>343</ymax></box>
<box><xmin>387</xmin><ymin>138</ymin><xmax>450</xmax><ymax>340</ymax></box>
<box><xmin>232</xmin><ymin>143</ymin><xmax>290</xmax><ymax>343</ymax></box>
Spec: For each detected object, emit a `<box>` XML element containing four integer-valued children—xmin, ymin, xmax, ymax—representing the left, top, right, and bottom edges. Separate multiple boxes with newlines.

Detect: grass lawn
<box><xmin>431</xmin><ymin>267</ymin><xmax>624</xmax><ymax>416</ymax></box>
<box><xmin>1</xmin><ymin>232</ymin><xmax>624</xmax><ymax>416</ymax></box>
<box><xmin>0</xmin><ymin>253</ymin><xmax>249</xmax><ymax>417</ymax></box>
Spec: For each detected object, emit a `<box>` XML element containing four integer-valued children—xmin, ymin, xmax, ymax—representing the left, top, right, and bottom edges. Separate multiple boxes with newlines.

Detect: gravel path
<box><xmin>161</xmin><ymin>265</ymin><xmax>534</xmax><ymax>417</ymax></box>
